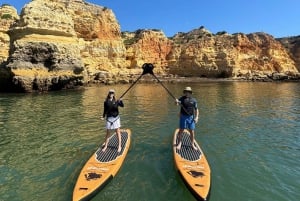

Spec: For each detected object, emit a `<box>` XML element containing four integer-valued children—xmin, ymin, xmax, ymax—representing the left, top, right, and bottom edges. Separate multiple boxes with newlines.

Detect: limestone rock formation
<box><xmin>65</xmin><ymin>0</ymin><xmax>128</xmax><ymax>84</ymax></box>
<box><xmin>0</xmin><ymin>4</ymin><xmax>19</xmax><ymax>63</ymax></box>
<box><xmin>0</xmin><ymin>4</ymin><xmax>19</xmax><ymax>91</ymax></box>
<box><xmin>277</xmin><ymin>36</ymin><xmax>300</xmax><ymax>73</ymax></box>
<box><xmin>0</xmin><ymin>1</ymin><xmax>300</xmax><ymax>92</ymax></box>
<box><xmin>4</xmin><ymin>0</ymin><xmax>85</xmax><ymax>92</ymax></box>
<box><xmin>167</xmin><ymin>28</ymin><xmax>299</xmax><ymax>80</ymax></box>
<box><xmin>123</xmin><ymin>29</ymin><xmax>173</xmax><ymax>73</ymax></box>
<box><xmin>1</xmin><ymin>0</ymin><xmax>128</xmax><ymax>91</ymax></box>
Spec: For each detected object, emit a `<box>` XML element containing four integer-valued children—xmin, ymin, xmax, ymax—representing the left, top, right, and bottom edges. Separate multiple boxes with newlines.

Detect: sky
<box><xmin>2</xmin><ymin>0</ymin><xmax>300</xmax><ymax>38</ymax></box>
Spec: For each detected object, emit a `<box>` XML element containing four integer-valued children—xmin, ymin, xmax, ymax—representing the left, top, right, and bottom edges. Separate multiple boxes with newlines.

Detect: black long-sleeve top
<box><xmin>102</xmin><ymin>99</ymin><xmax>124</xmax><ymax>118</ymax></box>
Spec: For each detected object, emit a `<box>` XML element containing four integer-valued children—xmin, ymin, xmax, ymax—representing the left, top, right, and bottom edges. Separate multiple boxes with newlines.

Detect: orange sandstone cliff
<box><xmin>0</xmin><ymin>0</ymin><xmax>299</xmax><ymax>92</ymax></box>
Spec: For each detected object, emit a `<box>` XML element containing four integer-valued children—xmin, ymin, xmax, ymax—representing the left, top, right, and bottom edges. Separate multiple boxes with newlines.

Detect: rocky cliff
<box><xmin>0</xmin><ymin>5</ymin><xmax>19</xmax><ymax>63</ymax></box>
<box><xmin>168</xmin><ymin>28</ymin><xmax>299</xmax><ymax>80</ymax></box>
<box><xmin>0</xmin><ymin>0</ymin><xmax>299</xmax><ymax>92</ymax></box>
<box><xmin>0</xmin><ymin>0</ymin><xmax>130</xmax><ymax>92</ymax></box>
<box><xmin>0</xmin><ymin>4</ymin><xmax>19</xmax><ymax>90</ymax></box>
<box><xmin>277</xmin><ymin>36</ymin><xmax>300</xmax><ymax>72</ymax></box>
<box><xmin>123</xmin><ymin>29</ymin><xmax>173</xmax><ymax>73</ymax></box>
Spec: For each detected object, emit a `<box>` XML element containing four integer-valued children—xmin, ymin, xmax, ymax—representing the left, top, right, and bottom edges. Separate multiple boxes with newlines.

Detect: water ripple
<box><xmin>1</xmin><ymin>83</ymin><xmax>300</xmax><ymax>201</ymax></box>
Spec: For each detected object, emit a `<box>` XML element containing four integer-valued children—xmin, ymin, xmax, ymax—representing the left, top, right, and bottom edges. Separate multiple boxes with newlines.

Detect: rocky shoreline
<box><xmin>88</xmin><ymin>72</ymin><xmax>300</xmax><ymax>86</ymax></box>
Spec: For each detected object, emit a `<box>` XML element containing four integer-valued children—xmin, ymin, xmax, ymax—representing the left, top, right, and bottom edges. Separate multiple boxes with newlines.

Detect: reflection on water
<box><xmin>0</xmin><ymin>82</ymin><xmax>299</xmax><ymax>201</ymax></box>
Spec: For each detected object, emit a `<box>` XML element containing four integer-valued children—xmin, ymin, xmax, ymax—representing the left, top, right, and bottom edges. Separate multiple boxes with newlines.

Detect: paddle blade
<box><xmin>142</xmin><ymin>63</ymin><xmax>154</xmax><ymax>75</ymax></box>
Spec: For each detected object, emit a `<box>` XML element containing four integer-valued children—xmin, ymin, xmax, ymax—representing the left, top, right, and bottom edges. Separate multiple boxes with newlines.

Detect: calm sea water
<box><xmin>0</xmin><ymin>81</ymin><xmax>299</xmax><ymax>201</ymax></box>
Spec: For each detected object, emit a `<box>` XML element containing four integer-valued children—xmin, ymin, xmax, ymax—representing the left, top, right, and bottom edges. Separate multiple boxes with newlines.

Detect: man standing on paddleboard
<box><xmin>101</xmin><ymin>89</ymin><xmax>124</xmax><ymax>152</ymax></box>
<box><xmin>175</xmin><ymin>87</ymin><xmax>199</xmax><ymax>150</ymax></box>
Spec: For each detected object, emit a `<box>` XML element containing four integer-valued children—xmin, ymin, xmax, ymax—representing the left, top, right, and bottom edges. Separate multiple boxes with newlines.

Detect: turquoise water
<box><xmin>0</xmin><ymin>82</ymin><xmax>299</xmax><ymax>201</ymax></box>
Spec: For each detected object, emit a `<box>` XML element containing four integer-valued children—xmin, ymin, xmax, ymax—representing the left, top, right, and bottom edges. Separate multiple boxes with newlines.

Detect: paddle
<box><xmin>101</xmin><ymin>64</ymin><xmax>152</xmax><ymax>120</ymax></box>
<box><xmin>142</xmin><ymin>63</ymin><xmax>192</xmax><ymax>116</ymax></box>
<box><xmin>119</xmin><ymin>63</ymin><xmax>154</xmax><ymax>99</ymax></box>
<box><xmin>143</xmin><ymin>63</ymin><xmax>177</xmax><ymax>100</ymax></box>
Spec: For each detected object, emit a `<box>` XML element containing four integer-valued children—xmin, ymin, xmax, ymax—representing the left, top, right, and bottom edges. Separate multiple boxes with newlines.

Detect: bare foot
<box><xmin>102</xmin><ymin>145</ymin><xmax>107</xmax><ymax>152</ymax></box>
<box><xmin>176</xmin><ymin>142</ymin><xmax>182</xmax><ymax>150</ymax></box>
<box><xmin>117</xmin><ymin>146</ymin><xmax>121</xmax><ymax>153</ymax></box>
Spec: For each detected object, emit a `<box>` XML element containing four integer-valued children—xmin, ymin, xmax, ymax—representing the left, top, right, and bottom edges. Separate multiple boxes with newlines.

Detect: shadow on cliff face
<box><xmin>31</xmin><ymin>75</ymin><xmax>84</xmax><ymax>92</ymax></box>
<box><xmin>0</xmin><ymin>62</ymin><xmax>23</xmax><ymax>92</ymax></box>
<box><xmin>216</xmin><ymin>70</ymin><xmax>232</xmax><ymax>78</ymax></box>
<box><xmin>1</xmin><ymin>40</ymin><xmax>86</xmax><ymax>93</ymax></box>
<box><xmin>0</xmin><ymin>61</ymin><xmax>85</xmax><ymax>93</ymax></box>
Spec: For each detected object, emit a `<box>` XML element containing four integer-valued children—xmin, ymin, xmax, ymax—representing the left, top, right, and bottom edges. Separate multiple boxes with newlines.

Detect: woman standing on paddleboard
<box><xmin>101</xmin><ymin>89</ymin><xmax>124</xmax><ymax>152</ymax></box>
<box><xmin>175</xmin><ymin>86</ymin><xmax>199</xmax><ymax>150</ymax></box>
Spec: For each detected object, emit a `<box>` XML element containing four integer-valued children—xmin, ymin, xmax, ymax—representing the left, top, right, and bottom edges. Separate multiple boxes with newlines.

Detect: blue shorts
<box><xmin>179</xmin><ymin>115</ymin><xmax>195</xmax><ymax>130</ymax></box>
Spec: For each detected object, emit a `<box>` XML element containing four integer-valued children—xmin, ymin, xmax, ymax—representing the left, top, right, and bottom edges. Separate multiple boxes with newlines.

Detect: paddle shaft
<box><xmin>119</xmin><ymin>73</ymin><xmax>143</xmax><ymax>99</ymax></box>
<box><xmin>150</xmin><ymin>73</ymin><xmax>193</xmax><ymax>117</ymax></box>
<box><xmin>151</xmin><ymin>73</ymin><xmax>177</xmax><ymax>100</ymax></box>
<box><xmin>119</xmin><ymin>63</ymin><xmax>154</xmax><ymax>99</ymax></box>
<box><xmin>113</xmin><ymin>63</ymin><xmax>194</xmax><ymax>119</ymax></box>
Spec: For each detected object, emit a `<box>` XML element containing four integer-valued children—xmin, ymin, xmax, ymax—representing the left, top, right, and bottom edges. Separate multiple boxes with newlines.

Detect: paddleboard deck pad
<box><xmin>173</xmin><ymin>129</ymin><xmax>211</xmax><ymax>201</ymax></box>
<box><xmin>73</xmin><ymin>129</ymin><xmax>131</xmax><ymax>201</ymax></box>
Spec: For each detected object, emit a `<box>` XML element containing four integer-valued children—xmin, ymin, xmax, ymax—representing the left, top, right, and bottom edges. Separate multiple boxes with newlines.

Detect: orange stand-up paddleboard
<box><xmin>173</xmin><ymin>129</ymin><xmax>211</xmax><ymax>201</ymax></box>
<box><xmin>73</xmin><ymin>129</ymin><xmax>131</xmax><ymax>201</ymax></box>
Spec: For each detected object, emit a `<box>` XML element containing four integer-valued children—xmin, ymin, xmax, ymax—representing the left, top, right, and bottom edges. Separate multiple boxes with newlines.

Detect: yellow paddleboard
<box><xmin>173</xmin><ymin>129</ymin><xmax>211</xmax><ymax>201</ymax></box>
<box><xmin>73</xmin><ymin>129</ymin><xmax>131</xmax><ymax>201</ymax></box>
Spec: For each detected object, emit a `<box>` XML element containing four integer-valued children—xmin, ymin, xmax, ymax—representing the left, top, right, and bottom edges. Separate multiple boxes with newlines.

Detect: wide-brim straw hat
<box><xmin>183</xmin><ymin>86</ymin><xmax>192</xmax><ymax>93</ymax></box>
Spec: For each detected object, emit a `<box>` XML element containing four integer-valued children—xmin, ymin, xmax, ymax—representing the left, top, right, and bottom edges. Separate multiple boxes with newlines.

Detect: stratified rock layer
<box><xmin>168</xmin><ymin>29</ymin><xmax>298</xmax><ymax>80</ymax></box>
<box><xmin>0</xmin><ymin>1</ymin><xmax>299</xmax><ymax>92</ymax></box>
<box><xmin>0</xmin><ymin>5</ymin><xmax>19</xmax><ymax>63</ymax></box>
